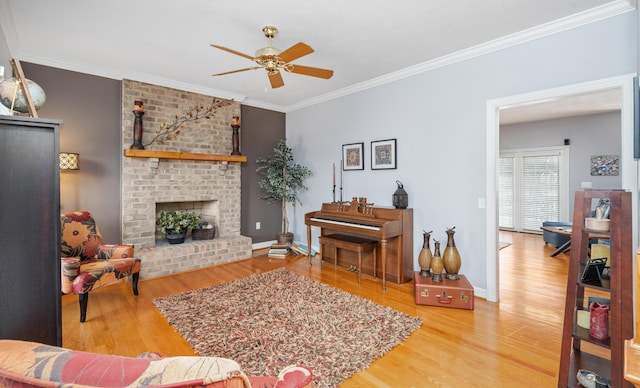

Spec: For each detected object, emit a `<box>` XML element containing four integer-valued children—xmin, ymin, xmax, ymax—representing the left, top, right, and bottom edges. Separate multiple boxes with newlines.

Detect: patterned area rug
<box><xmin>153</xmin><ymin>268</ymin><xmax>422</xmax><ymax>387</ymax></box>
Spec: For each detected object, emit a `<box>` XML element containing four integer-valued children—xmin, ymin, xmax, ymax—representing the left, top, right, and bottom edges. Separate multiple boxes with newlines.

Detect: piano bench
<box><xmin>318</xmin><ymin>234</ymin><xmax>378</xmax><ymax>287</ymax></box>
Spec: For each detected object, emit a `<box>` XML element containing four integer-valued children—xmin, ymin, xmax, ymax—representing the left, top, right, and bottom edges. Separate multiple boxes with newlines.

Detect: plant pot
<box><xmin>277</xmin><ymin>232</ymin><xmax>294</xmax><ymax>244</ymax></box>
<box><xmin>166</xmin><ymin>228</ymin><xmax>187</xmax><ymax>244</ymax></box>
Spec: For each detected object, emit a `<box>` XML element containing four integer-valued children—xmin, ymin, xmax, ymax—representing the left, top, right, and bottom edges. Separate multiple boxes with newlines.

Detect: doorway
<box><xmin>485</xmin><ymin>74</ymin><xmax>637</xmax><ymax>302</ymax></box>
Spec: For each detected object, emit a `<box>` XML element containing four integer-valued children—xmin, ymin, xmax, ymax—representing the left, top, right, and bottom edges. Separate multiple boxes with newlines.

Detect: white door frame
<box><xmin>485</xmin><ymin>74</ymin><xmax>638</xmax><ymax>302</ymax></box>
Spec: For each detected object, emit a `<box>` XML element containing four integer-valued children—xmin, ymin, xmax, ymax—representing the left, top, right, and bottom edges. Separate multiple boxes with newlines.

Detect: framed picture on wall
<box><xmin>342</xmin><ymin>143</ymin><xmax>364</xmax><ymax>170</ymax></box>
<box><xmin>371</xmin><ymin>139</ymin><xmax>397</xmax><ymax>170</ymax></box>
<box><xmin>590</xmin><ymin>155</ymin><xmax>619</xmax><ymax>176</ymax></box>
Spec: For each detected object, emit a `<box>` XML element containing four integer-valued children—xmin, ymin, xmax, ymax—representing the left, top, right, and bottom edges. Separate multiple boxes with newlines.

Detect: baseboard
<box><xmin>252</xmin><ymin>240</ymin><xmax>277</xmax><ymax>250</ymax></box>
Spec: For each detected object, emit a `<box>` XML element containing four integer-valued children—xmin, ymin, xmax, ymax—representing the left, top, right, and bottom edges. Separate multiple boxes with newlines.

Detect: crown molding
<box><xmin>286</xmin><ymin>0</ymin><xmax>635</xmax><ymax>112</ymax></box>
<box><xmin>239</xmin><ymin>97</ymin><xmax>287</xmax><ymax>112</ymax></box>
<box><xmin>14</xmin><ymin>53</ymin><xmax>248</xmax><ymax>103</ymax></box>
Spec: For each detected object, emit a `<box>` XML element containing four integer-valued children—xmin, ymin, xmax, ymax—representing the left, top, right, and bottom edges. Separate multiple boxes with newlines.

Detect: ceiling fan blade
<box><xmin>278</xmin><ymin>42</ymin><xmax>314</xmax><ymax>63</ymax></box>
<box><xmin>210</xmin><ymin>44</ymin><xmax>255</xmax><ymax>61</ymax></box>
<box><xmin>286</xmin><ymin>64</ymin><xmax>334</xmax><ymax>79</ymax></box>
<box><xmin>212</xmin><ymin>67</ymin><xmax>261</xmax><ymax>76</ymax></box>
<box><xmin>268</xmin><ymin>71</ymin><xmax>285</xmax><ymax>88</ymax></box>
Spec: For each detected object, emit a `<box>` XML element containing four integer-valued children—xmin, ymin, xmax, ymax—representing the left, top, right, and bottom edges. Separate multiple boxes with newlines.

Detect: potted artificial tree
<box><xmin>257</xmin><ymin>139</ymin><xmax>312</xmax><ymax>243</ymax></box>
<box><xmin>156</xmin><ymin>210</ymin><xmax>201</xmax><ymax>244</ymax></box>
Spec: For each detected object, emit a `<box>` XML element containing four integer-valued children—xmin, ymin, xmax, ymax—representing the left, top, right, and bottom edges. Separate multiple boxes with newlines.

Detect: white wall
<box><xmin>287</xmin><ymin>11</ymin><xmax>638</xmax><ymax>295</ymax></box>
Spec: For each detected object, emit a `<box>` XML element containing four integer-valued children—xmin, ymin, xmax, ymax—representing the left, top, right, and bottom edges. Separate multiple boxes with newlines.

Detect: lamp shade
<box><xmin>59</xmin><ymin>152</ymin><xmax>79</xmax><ymax>170</ymax></box>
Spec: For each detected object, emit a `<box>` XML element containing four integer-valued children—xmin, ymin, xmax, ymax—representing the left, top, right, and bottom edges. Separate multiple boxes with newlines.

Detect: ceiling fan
<box><xmin>211</xmin><ymin>26</ymin><xmax>334</xmax><ymax>89</ymax></box>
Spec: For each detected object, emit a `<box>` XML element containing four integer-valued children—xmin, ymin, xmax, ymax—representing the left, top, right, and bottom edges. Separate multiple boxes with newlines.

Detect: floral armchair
<box><xmin>61</xmin><ymin>210</ymin><xmax>141</xmax><ymax>322</ymax></box>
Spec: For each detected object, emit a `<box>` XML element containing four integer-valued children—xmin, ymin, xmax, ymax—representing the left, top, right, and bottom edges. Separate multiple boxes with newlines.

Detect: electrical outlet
<box><xmin>581</xmin><ymin>182</ymin><xmax>592</xmax><ymax>188</ymax></box>
<box><xmin>256</xmin><ymin>221</ymin><xmax>261</xmax><ymax>230</ymax></box>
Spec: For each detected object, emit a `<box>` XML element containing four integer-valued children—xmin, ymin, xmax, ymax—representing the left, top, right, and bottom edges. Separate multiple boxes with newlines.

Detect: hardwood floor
<box><xmin>62</xmin><ymin>231</ymin><xmax>572</xmax><ymax>387</ymax></box>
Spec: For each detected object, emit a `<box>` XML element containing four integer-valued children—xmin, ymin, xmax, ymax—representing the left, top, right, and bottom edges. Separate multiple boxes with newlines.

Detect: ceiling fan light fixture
<box><xmin>261</xmin><ymin>26</ymin><xmax>278</xmax><ymax>39</ymax></box>
<box><xmin>210</xmin><ymin>25</ymin><xmax>333</xmax><ymax>88</ymax></box>
<box><xmin>254</xmin><ymin>55</ymin><xmax>280</xmax><ymax>71</ymax></box>
<box><xmin>255</xmin><ymin>46</ymin><xmax>281</xmax><ymax>57</ymax></box>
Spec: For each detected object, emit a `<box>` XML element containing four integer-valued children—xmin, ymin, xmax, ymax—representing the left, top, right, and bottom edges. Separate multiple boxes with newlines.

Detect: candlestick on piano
<box><xmin>333</xmin><ymin>163</ymin><xmax>336</xmax><ymax>185</ymax></box>
<box><xmin>332</xmin><ymin>163</ymin><xmax>337</xmax><ymax>203</ymax></box>
<box><xmin>339</xmin><ymin>160</ymin><xmax>343</xmax><ymax>202</ymax></box>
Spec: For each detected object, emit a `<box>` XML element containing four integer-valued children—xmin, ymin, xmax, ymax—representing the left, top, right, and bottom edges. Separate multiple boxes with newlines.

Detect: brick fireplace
<box><xmin>120</xmin><ymin>80</ymin><xmax>251</xmax><ymax>279</ymax></box>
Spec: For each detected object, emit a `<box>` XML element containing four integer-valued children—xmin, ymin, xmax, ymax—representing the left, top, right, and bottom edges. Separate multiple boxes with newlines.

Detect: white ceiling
<box><xmin>0</xmin><ymin>0</ymin><xmax>632</xmax><ymax>120</ymax></box>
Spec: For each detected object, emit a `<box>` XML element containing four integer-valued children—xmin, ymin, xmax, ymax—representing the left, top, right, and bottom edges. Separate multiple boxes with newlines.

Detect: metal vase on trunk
<box><xmin>443</xmin><ymin>226</ymin><xmax>461</xmax><ymax>280</ymax></box>
<box><xmin>430</xmin><ymin>240</ymin><xmax>444</xmax><ymax>282</ymax></box>
<box><xmin>417</xmin><ymin>230</ymin><xmax>433</xmax><ymax>277</ymax></box>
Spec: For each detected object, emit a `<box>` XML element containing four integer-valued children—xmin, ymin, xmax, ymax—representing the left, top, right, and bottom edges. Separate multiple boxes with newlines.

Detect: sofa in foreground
<box><xmin>0</xmin><ymin>340</ymin><xmax>312</xmax><ymax>388</ymax></box>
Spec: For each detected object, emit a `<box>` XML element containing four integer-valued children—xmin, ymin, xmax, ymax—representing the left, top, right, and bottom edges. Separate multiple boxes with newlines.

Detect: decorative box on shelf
<box><xmin>414</xmin><ymin>272</ymin><xmax>474</xmax><ymax>310</ymax></box>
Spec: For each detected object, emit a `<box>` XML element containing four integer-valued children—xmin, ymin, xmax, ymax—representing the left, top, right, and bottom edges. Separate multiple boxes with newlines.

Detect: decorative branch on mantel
<box><xmin>143</xmin><ymin>98</ymin><xmax>234</xmax><ymax>147</ymax></box>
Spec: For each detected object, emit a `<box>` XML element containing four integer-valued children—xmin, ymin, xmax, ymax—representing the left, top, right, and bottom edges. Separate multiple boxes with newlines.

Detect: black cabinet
<box><xmin>0</xmin><ymin>115</ymin><xmax>62</xmax><ymax>346</ymax></box>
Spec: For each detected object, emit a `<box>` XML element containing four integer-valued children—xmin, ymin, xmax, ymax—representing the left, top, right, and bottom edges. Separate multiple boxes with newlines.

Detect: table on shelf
<box><xmin>540</xmin><ymin>226</ymin><xmax>609</xmax><ymax>257</ymax></box>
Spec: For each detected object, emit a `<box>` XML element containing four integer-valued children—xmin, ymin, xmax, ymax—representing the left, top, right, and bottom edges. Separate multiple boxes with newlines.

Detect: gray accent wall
<box><xmin>240</xmin><ymin>105</ymin><xmax>286</xmax><ymax>243</ymax></box>
<box><xmin>500</xmin><ymin>112</ymin><xmax>622</xmax><ymax>212</ymax></box>
<box><xmin>21</xmin><ymin>63</ymin><xmax>123</xmax><ymax>243</ymax></box>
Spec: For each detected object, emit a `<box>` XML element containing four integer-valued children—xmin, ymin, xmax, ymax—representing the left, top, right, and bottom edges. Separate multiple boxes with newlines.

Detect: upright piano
<box><xmin>305</xmin><ymin>201</ymin><xmax>413</xmax><ymax>284</ymax></box>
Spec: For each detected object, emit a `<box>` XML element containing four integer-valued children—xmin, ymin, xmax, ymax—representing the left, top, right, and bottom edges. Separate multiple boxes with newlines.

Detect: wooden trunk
<box><xmin>414</xmin><ymin>272</ymin><xmax>474</xmax><ymax>310</ymax></box>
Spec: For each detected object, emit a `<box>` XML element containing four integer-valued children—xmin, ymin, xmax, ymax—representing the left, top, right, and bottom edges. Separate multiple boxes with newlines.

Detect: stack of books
<box><xmin>289</xmin><ymin>243</ymin><xmax>308</xmax><ymax>256</ymax></box>
<box><xmin>268</xmin><ymin>242</ymin><xmax>291</xmax><ymax>258</ymax></box>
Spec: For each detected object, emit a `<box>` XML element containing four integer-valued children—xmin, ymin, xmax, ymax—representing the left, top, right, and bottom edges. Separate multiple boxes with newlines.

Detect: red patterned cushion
<box><xmin>0</xmin><ymin>340</ymin><xmax>253</xmax><ymax>388</ymax></box>
<box><xmin>275</xmin><ymin>365</ymin><xmax>313</xmax><ymax>388</ymax></box>
<box><xmin>0</xmin><ymin>340</ymin><xmax>314</xmax><ymax>388</ymax></box>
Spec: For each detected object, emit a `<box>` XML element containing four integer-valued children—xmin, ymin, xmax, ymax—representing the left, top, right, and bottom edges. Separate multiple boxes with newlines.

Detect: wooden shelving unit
<box><xmin>624</xmin><ymin>249</ymin><xmax>640</xmax><ymax>386</ymax></box>
<box><xmin>124</xmin><ymin>149</ymin><xmax>247</xmax><ymax>163</ymax></box>
<box><xmin>558</xmin><ymin>190</ymin><xmax>633</xmax><ymax>387</ymax></box>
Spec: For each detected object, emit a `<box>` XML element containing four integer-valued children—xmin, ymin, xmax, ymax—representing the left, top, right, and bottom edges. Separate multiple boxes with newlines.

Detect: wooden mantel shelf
<box><xmin>124</xmin><ymin>149</ymin><xmax>247</xmax><ymax>163</ymax></box>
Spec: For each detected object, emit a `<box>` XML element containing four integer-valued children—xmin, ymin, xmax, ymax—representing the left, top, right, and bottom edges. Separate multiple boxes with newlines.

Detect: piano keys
<box><xmin>305</xmin><ymin>202</ymin><xmax>414</xmax><ymax>284</ymax></box>
<box><xmin>307</xmin><ymin>217</ymin><xmax>381</xmax><ymax>231</ymax></box>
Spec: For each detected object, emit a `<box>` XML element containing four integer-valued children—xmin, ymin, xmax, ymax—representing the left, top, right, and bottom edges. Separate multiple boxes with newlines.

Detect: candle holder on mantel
<box><xmin>130</xmin><ymin>100</ymin><xmax>145</xmax><ymax>150</ymax></box>
<box><xmin>231</xmin><ymin>116</ymin><xmax>241</xmax><ymax>155</ymax></box>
